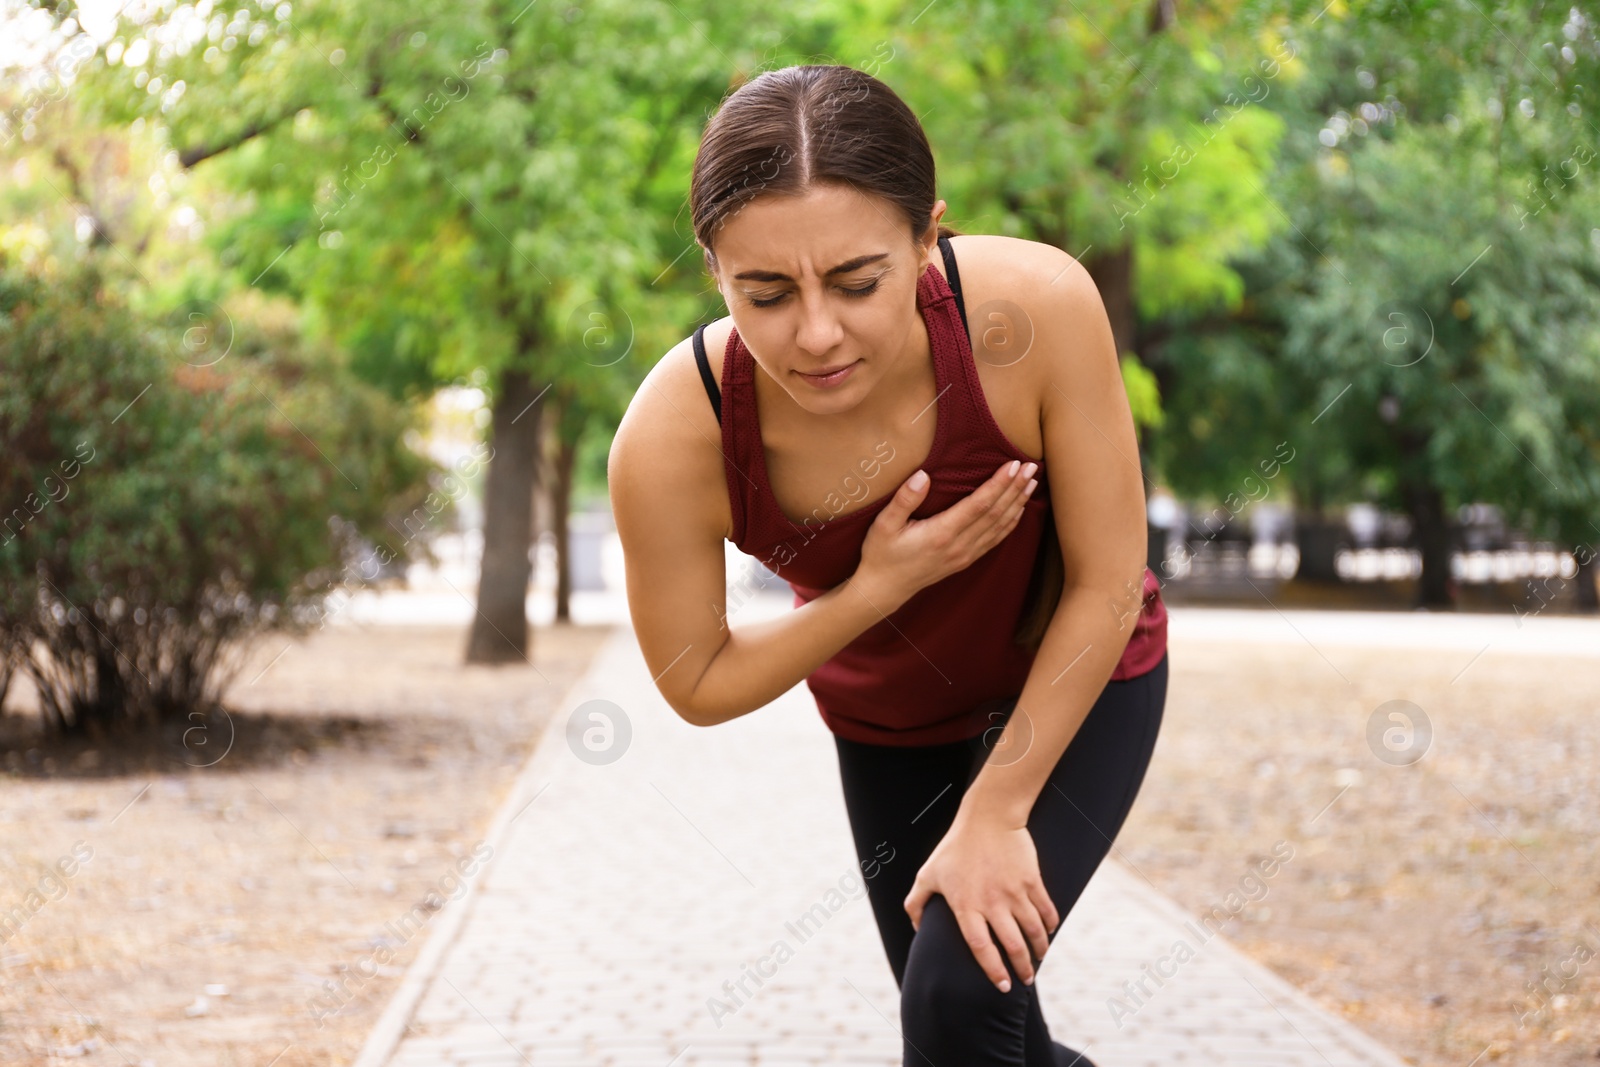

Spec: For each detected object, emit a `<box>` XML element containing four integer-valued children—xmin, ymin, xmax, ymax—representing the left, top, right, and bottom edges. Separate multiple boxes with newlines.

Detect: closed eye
<box><xmin>749</xmin><ymin>279</ymin><xmax>882</xmax><ymax>308</ymax></box>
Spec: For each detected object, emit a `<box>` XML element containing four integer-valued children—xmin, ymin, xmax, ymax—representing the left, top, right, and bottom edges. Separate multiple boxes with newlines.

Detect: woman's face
<box><xmin>708</xmin><ymin>182</ymin><xmax>947</xmax><ymax>415</ymax></box>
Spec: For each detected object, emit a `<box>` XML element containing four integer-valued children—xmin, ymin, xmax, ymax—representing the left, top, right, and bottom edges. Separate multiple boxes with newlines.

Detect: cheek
<box><xmin>853</xmin><ymin>297</ymin><xmax>906</xmax><ymax>349</ymax></box>
<box><xmin>737</xmin><ymin>321</ymin><xmax>797</xmax><ymax>381</ymax></box>
<box><xmin>736</xmin><ymin>319</ymin><xmax>783</xmax><ymax>369</ymax></box>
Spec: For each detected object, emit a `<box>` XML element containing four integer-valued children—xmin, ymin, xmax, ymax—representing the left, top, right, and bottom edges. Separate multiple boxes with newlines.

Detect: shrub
<box><xmin>0</xmin><ymin>264</ymin><xmax>438</xmax><ymax>735</ymax></box>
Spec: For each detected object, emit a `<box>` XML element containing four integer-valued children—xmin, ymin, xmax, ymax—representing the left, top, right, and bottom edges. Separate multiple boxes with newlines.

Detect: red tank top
<box><xmin>696</xmin><ymin>239</ymin><xmax>1167</xmax><ymax>746</ymax></box>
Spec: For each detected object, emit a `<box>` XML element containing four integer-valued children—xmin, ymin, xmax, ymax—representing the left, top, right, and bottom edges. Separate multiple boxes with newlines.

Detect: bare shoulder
<box><xmin>615</xmin><ymin>318</ymin><xmax>730</xmax><ymax>449</ymax></box>
<box><xmin>609</xmin><ymin>319</ymin><xmax>735</xmax><ymax>542</ymax></box>
<box><xmin>946</xmin><ymin>233</ymin><xmax>1101</xmax><ymax>343</ymax></box>
<box><xmin>943</xmin><ymin>234</ymin><xmax>1110</xmax><ymax>457</ymax></box>
<box><xmin>607</xmin><ymin>319</ymin><xmax>747</xmax><ymax>722</ymax></box>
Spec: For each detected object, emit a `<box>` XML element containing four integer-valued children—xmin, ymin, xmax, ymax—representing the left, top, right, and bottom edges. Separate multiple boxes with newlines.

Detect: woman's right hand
<box><xmin>853</xmin><ymin>460</ymin><xmax>1039</xmax><ymax>609</ymax></box>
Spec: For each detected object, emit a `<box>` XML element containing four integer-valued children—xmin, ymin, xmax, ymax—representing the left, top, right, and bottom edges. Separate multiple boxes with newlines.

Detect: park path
<box><xmin>350</xmin><ymin>595</ymin><xmax>1419</xmax><ymax>1067</ymax></box>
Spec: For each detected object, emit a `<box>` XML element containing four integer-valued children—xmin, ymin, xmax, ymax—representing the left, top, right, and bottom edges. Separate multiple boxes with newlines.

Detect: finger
<box><xmin>878</xmin><ymin>468</ymin><xmax>932</xmax><ymax>531</ymax></box>
<box><xmin>965</xmin><ymin>461</ymin><xmax>1027</xmax><ymax>521</ymax></box>
<box><xmin>990</xmin><ymin>477</ymin><xmax>1035</xmax><ymax>537</ymax></box>
<box><xmin>956</xmin><ymin>909</ymin><xmax>1015</xmax><ymax>992</ymax></box>
<box><xmin>973</xmin><ymin>476</ymin><xmax>1035</xmax><ymax>554</ymax></box>
<box><xmin>904</xmin><ymin>884</ymin><xmax>927</xmax><ymax>932</ymax></box>
<box><xmin>1018</xmin><ymin>898</ymin><xmax>1052</xmax><ymax>968</ymax></box>
<box><xmin>1029</xmin><ymin>880</ymin><xmax>1061</xmax><ymax>940</ymax></box>
<box><xmin>943</xmin><ymin>465</ymin><xmax>1028</xmax><ymax>547</ymax></box>
<box><xmin>933</xmin><ymin>463</ymin><xmax>1034</xmax><ymax>563</ymax></box>
<box><xmin>989</xmin><ymin>909</ymin><xmax>1038</xmax><ymax>987</ymax></box>
<box><xmin>988</xmin><ymin>468</ymin><xmax>1037</xmax><ymax>529</ymax></box>
<box><xmin>993</xmin><ymin>461</ymin><xmax>1035</xmax><ymax>509</ymax></box>
<box><xmin>1004</xmin><ymin>479</ymin><xmax>1038</xmax><ymax>533</ymax></box>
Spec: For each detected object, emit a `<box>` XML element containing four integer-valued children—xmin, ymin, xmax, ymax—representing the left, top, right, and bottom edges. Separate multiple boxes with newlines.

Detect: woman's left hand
<box><xmin>903</xmin><ymin>809</ymin><xmax>1060</xmax><ymax>992</ymax></box>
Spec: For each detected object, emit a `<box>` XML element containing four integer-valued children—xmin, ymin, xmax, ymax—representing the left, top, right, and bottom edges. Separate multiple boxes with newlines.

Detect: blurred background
<box><xmin>1</xmin><ymin>0</ymin><xmax>1597</xmax><ymax>1064</ymax></box>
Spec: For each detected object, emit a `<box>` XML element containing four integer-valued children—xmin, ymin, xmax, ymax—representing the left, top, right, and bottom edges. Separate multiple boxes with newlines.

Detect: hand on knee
<box><xmin>900</xmin><ymin>895</ymin><xmax>1032</xmax><ymax>1049</ymax></box>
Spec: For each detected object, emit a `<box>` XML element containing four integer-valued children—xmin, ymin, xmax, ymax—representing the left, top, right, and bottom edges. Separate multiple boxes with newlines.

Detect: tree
<box><xmin>65</xmin><ymin>0</ymin><xmax>757</xmax><ymax>660</ymax></box>
<box><xmin>0</xmin><ymin>260</ymin><xmax>434</xmax><ymax>733</ymax></box>
<box><xmin>1280</xmin><ymin>120</ymin><xmax>1600</xmax><ymax>605</ymax></box>
<box><xmin>1147</xmin><ymin>0</ymin><xmax>1600</xmax><ymax>605</ymax></box>
<box><xmin>908</xmin><ymin>5</ymin><xmax>1292</xmax><ymax>358</ymax></box>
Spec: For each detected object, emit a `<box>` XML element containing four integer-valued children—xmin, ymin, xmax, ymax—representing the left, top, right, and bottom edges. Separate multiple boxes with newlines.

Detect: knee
<box><xmin>899</xmin><ymin>895</ymin><xmax>1029</xmax><ymax>1053</ymax></box>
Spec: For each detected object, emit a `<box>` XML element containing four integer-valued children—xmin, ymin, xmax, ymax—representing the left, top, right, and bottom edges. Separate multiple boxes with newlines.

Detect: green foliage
<box><xmin>64</xmin><ymin>0</ymin><xmax>755</xmax><ymax>408</ymax></box>
<box><xmin>896</xmin><ymin>0</ymin><xmax>1297</xmax><ymax>300</ymax></box>
<box><xmin>0</xmin><ymin>259</ymin><xmax>436</xmax><ymax>733</ymax></box>
<box><xmin>1281</xmin><ymin>118</ymin><xmax>1600</xmax><ymax>541</ymax></box>
<box><xmin>9</xmin><ymin>0</ymin><xmax>1597</xmax><ymax>613</ymax></box>
<box><xmin>1119</xmin><ymin>354</ymin><xmax>1166</xmax><ymax>440</ymax></box>
<box><xmin>1147</xmin><ymin>0</ymin><xmax>1600</xmax><ymax>554</ymax></box>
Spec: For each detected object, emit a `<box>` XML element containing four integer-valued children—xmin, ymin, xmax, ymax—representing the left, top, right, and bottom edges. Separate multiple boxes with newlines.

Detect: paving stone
<box><xmin>363</xmin><ymin>610</ymin><xmax>1412</xmax><ymax>1067</ymax></box>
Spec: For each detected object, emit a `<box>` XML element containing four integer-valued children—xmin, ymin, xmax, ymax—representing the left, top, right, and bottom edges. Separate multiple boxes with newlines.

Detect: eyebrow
<box><xmin>731</xmin><ymin>252</ymin><xmax>890</xmax><ymax>282</ymax></box>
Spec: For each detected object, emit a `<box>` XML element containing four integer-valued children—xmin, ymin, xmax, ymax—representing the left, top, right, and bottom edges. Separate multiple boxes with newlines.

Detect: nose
<box><xmin>793</xmin><ymin>286</ymin><xmax>844</xmax><ymax>357</ymax></box>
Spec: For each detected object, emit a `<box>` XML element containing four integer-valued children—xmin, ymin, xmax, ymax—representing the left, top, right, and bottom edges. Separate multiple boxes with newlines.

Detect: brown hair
<box><xmin>688</xmin><ymin>62</ymin><xmax>1062</xmax><ymax>654</ymax></box>
<box><xmin>689</xmin><ymin>64</ymin><xmax>960</xmax><ymax>272</ymax></box>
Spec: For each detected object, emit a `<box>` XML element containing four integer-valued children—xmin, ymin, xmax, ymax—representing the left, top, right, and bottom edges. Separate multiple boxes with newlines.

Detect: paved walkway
<box><xmin>351</xmin><ymin>595</ymin><xmax>1417</xmax><ymax>1066</ymax></box>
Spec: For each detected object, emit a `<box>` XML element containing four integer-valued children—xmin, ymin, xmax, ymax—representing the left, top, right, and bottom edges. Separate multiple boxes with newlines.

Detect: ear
<box><xmin>701</xmin><ymin>245</ymin><xmax>723</xmax><ymax>293</ymax></box>
<box><xmin>918</xmin><ymin>198</ymin><xmax>948</xmax><ymax>264</ymax></box>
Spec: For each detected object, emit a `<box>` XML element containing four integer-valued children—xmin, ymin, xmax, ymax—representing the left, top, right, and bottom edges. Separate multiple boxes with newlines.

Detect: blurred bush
<box><xmin>0</xmin><ymin>262</ymin><xmax>438</xmax><ymax>735</ymax></box>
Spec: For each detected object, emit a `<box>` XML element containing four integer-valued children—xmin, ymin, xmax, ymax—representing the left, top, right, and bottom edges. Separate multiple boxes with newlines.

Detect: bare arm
<box><xmin>960</xmin><ymin>244</ymin><xmax>1151</xmax><ymax>827</ymax></box>
<box><xmin>899</xmin><ymin>239</ymin><xmax>1153</xmax><ymax>998</ymax></box>
<box><xmin>608</xmin><ymin>338</ymin><xmax>1036</xmax><ymax>728</ymax></box>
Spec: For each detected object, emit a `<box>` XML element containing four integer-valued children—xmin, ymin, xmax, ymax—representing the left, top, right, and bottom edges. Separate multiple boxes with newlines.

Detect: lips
<box><xmin>793</xmin><ymin>361</ymin><xmax>857</xmax><ymax>385</ymax></box>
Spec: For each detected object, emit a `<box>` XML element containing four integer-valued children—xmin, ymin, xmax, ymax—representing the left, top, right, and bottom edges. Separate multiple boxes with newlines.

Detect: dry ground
<box><xmin>1</xmin><ymin>612</ymin><xmax>1595</xmax><ymax>1066</ymax></box>
<box><xmin>0</xmin><ymin>620</ymin><xmax>612</xmax><ymax>1065</ymax></box>
<box><xmin>1117</xmin><ymin>637</ymin><xmax>1600</xmax><ymax>1066</ymax></box>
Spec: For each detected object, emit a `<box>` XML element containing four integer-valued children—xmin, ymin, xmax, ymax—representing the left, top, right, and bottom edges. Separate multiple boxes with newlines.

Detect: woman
<box><xmin>609</xmin><ymin>64</ymin><xmax>1169</xmax><ymax>1065</ymax></box>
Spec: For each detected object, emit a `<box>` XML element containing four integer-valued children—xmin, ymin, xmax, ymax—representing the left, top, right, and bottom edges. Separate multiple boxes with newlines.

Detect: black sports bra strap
<box><xmin>936</xmin><ymin>235</ymin><xmax>971</xmax><ymax>346</ymax></box>
<box><xmin>692</xmin><ymin>322</ymin><xmax>721</xmax><ymax>423</ymax></box>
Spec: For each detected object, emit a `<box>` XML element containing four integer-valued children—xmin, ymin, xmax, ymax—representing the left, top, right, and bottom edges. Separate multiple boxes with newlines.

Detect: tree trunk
<box><xmin>1292</xmin><ymin>495</ymin><xmax>1344</xmax><ymax>579</ymax></box>
<box><xmin>465</xmin><ymin>367</ymin><xmax>544</xmax><ymax>664</ymax></box>
<box><xmin>1401</xmin><ymin>478</ymin><xmax>1456</xmax><ymax>608</ymax></box>
<box><xmin>74</xmin><ymin>643</ymin><xmax>124</xmax><ymax>735</ymax></box>
<box><xmin>1084</xmin><ymin>243</ymin><xmax>1136</xmax><ymax>361</ymax></box>
<box><xmin>0</xmin><ymin>647</ymin><xmax>14</xmax><ymax>717</ymax></box>
<box><xmin>1146</xmin><ymin>521</ymin><xmax>1168</xmax><ymax>579</ymax></box>
<box><xmin>550</xmin><ymin>419</ymin><xmax>578</xmax><ymax>624</ymax></box>
<box><xmin>1576</xmin><ymin>549</ymin><xmax>1599</xmax><ymax>612</ymax></box>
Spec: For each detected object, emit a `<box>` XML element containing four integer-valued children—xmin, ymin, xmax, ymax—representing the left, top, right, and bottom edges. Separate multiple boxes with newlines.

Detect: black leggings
<box><xmin>833</xmin><ymin>653</ymin><xmax>1168</xmax><ymax>1066</ymax></box>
